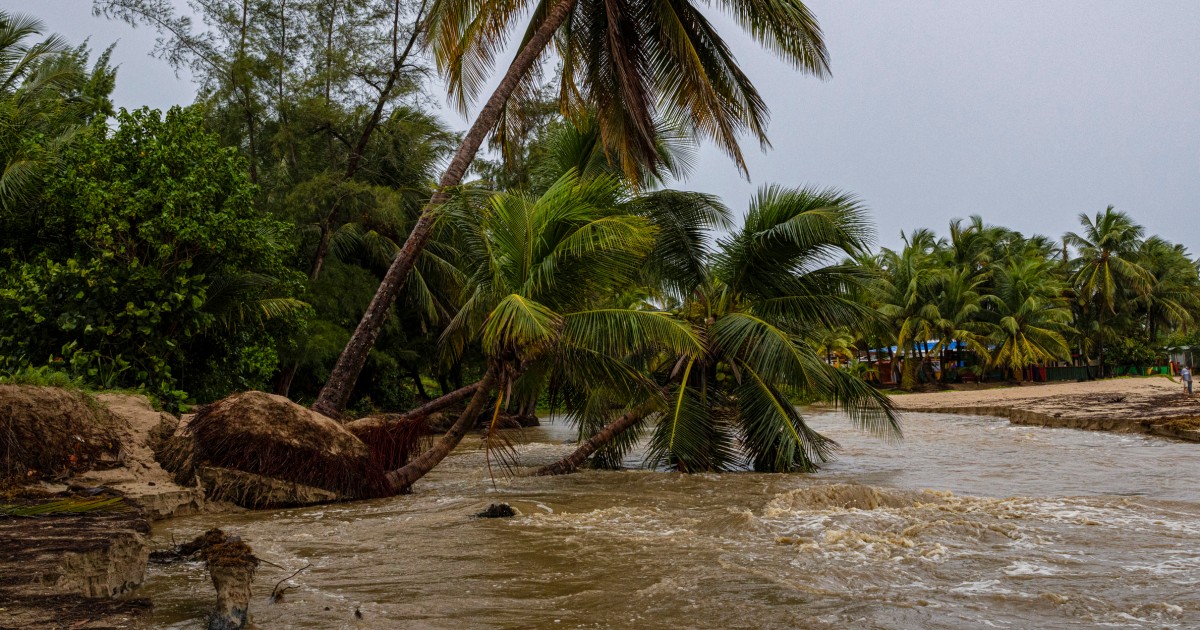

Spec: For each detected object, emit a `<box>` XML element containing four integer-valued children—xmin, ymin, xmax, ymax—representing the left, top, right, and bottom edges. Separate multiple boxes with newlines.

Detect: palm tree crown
<box><xmin>644</xmin><ymin>185</ymin><xmax>899</xmax><ymax>473</ymax></box>
<box><xmin>429</xmin><ymin>0</ymin><xmax>830</xmax><ymax>180</ymax></box>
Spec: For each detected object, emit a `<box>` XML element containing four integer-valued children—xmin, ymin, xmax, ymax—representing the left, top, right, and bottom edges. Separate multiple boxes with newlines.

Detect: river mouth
<box><xmin>142</xmin><ymin>412</ymin><xmax>1200</xmax><ymax>629</ymax></box>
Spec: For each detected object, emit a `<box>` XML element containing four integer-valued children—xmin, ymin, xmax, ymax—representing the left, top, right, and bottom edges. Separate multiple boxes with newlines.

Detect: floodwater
<box><xmin>141</xmin><ymin>411</ymin><xmax>1200</xmax><ymax>629</ymax></box>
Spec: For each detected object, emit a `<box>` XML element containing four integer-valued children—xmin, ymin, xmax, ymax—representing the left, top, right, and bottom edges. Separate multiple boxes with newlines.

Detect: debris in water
<box><xmin>475</xmin><ymin>503</ymin><xmax>517</xmax><ymax>518</ymax></box>
<box><xmin>270</xmin><ymin>563</ymin><xmax>311</xmax><ymax>603</ymax></box>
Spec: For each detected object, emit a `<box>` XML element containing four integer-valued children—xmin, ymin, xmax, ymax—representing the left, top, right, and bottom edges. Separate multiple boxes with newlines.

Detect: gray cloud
<box><xmin>8</xmin><ymin>0</ymin><xmax>1197</xmax><ymax>251</ymax></box>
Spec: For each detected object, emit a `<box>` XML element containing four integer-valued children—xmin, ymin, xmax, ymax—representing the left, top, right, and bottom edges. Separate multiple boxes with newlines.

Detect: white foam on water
<box><xmin>1002</xmin><ymin>561</ymin><xmax>1055</xmax><ymax>576</ymax></box>
<box><xmin>949</xmin><ymin>579</ymin><xmax>1011</xmax><ymax>595</ymax></box>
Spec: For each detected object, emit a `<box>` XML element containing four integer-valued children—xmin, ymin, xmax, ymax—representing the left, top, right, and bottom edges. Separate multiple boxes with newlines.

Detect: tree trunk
<box><xmin>533</xmin><ymin>406</ymin><xmax>653</xmax><ymax>476</ymax></box>
<box><xmin>405</xmin><ymin>381</ymin><xmax>478</xmax><ymax>419</ymax></box>
<box><xmin>273</xmin><ymin>361</ymin><xmax>299</xmax><ymax>397</ymax></box>
<box><xmin>1097</xmin><ymin>308</ymin><xmax>1106</xmax><ymax>380</ymax></box>
<box><xmin>411</xmin><ymin>368</ymin><xmax>428</xmax><ymax>399</ymax></box>
<box><xmin>312</xmin><ymin>0</ymin><xmax>580</xmax><ymax>417</ymax></box>
<box><xmin>939</xmin><ymin>342</ymin><xmax>946</xmax><ymax>382</ymax></box>
<box><xmin>900</xmin><ymin>352</ymin><xmax>918</xmax><ymax>390</ymax></box>
<box><xmin>309</xmin><ymin>222</ymin><xmax>332</xmax><ymax>280</ymax></box>
<box><xmin>238</xmin><ymin>1</ymin><xmax>258</xmax><ymax>185</ymax></box>
<box><xmin>384</xmin><ymin>367</ymin><xmax>498</xmax><ymax>492</ymax></box>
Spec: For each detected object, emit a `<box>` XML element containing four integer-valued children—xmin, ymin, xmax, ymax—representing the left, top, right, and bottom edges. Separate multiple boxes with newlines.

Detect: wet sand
<box><xmin>891</xmin><ymin>377</ymin><xmax>1200</xmax><ymax>440</ymax></box>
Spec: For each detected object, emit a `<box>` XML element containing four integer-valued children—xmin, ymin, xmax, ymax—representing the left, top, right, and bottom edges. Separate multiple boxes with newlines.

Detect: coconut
<box><xmin>178</xmin><ymin>391</ymin><xmax>391</xmax><ymax>504</ymax></box>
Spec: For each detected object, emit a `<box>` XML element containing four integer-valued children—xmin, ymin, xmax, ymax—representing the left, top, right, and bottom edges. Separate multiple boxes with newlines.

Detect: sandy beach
<box><xmin>891</xmin><ymin>377</ymin><xmax>1200</xmax><ymax>441</ymax></box>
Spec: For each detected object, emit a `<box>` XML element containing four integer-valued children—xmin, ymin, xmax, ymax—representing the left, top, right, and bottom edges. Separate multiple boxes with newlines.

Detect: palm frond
<box><xmin>735</xmin><ymin>359</ymin><xmax>836</xmax><ymax>471</ymax></box>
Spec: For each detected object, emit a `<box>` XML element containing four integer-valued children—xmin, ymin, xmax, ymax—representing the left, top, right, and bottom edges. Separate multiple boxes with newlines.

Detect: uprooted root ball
<box><xmin>0</xmin><ymin>385</ymin><xmax>119</xmax><ymax>483</ymax></box>
<box><xmin>178</xmin><ymin>392</ymin><xmax>391</xmax><ymax>502</ymax></box>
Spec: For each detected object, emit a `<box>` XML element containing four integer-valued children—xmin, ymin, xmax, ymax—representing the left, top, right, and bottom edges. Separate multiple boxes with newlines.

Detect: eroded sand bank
<box><xmin>891</xmin><ymin>377</ymin><xmax>1200</xmax><ymax>440</ymax></box>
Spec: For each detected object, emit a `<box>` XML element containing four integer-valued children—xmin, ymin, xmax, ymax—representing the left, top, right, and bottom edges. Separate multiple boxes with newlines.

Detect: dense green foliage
<box><xmin>1</xmin><ymin>107</ymin><xmax>302</xmax><ymax>406</ymax></box>
<box><xmin>858</xmin><ymin>210</ymin><xmax>1200</xmax><ymax>385</ymax></box>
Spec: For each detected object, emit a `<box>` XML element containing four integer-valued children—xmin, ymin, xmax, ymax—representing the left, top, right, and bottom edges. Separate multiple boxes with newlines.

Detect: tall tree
<box><xmin>314</xmin><ymin>0</ymin><xmax>834</xmax><ymax>415</ymax></box>
<box><xmin>1135</xmin><ymin>237</ymin><xmax>1199</xmax><ymax>343</ymax></box>
<box><xmin>985</xmin><ymin>257</ymin><xmax>1072</xmax><ymax>380</ymax></box>
<box><xmin>873</xmin><ymin>229</ymin><xmax>944</xmax><ymax>389</ymax></box>
<box><xmin>1065</xmin><ymin>207</ymin><xmax>1152</xmax><ymax>376</ymax></box>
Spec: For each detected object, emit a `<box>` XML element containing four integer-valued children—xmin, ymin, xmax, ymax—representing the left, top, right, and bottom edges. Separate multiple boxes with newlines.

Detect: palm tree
<box><xmin>0</xmin><ymin>11</ymin><xmax>92</xmax><ymax>213</ymax></box>
<box><xmin>814</xmin><ymin>327</ymin><xmax>857</xmax><ymax>365</ymax></box>
<box><xmin>314</xmin><ymin>0</ymin><xmax>834</xmax><ymax>416</ymax></box>
<box><xmin>929</xmin><ymin>265</ymin><xmax>990</xmax><ymax>380</ymax></box>
<box><xmin>946</xmin><ymin>215</ymin><xmax>993</xmax><ymax>275</ymax></box>
<box><xmin>539</xmin><ymin>185</ymin><xmax>899</xmax><ymax>475</ymax></box>
<box><xmin>383</xmin><ymin>169</ymin><xmax>703</xmax><ymax>491</ymax></box>
<box><xmin>985</xmin><ymin>257</ymin><xmax>1072</xmax><ymax>380</ymax></box>
<box><xmin>1135</xmin><ymin>237</ymin><xmax>1199</xmax><ymax>343</ymax></box>
<box><xmin>874</xmin><ymin>229</ymin><xmax>944</xmax><ymax>389</ymax></box>
<box><xmin>1064</xmin><ymin>207</ymin><xmax>1151</xmax><ymax>376</ymax></box>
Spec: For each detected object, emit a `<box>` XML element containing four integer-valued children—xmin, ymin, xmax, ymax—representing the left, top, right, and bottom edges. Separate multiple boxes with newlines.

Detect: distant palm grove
<box><xmin>2</xmin><ymin>1</ymin><xmax>1196</xmax><ymax>480</ymax></box>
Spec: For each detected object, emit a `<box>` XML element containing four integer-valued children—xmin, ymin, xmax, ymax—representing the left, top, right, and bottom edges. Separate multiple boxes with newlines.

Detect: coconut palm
<box><xmin>539</xmin><ymin>185</ymin><xmax>900</xmax><ymax>476</ymax></box>
<box><xmin>874</xmin><ymin>229</ymin><xmax>944</xmax><ymax>389</ymax></box>
<box><xmin>1065</xmin><ymin>207</ymin><xmax>1152</xmax><ymax>375</ymax></box>
<box><xmin>814</xmin><ymin>327</ymin><xmax>857</xmax><ymax>365</ymax></box>
<box><xmin>945</xmin><ymin>215</ymin><xmax>994</xmax><ymax>276</ymax></box>
<box><xmin>1135</xmin><ymin>237</ymin><xmax>1200</xmax><ymax>343</ymax></box>
<box><xmin>0</xmin><ymin>11</ymin><xmax>91</xmax><ymax>214</ymax></box>
<box><xmin>384</xmin><ymin>169</ymin><xmax>703</xmax><ymax>491</ymax></box>
<box><xmin>315</xmin><ymin>0</ymin><xmax>833</xmax><ymax>415</ymax></box>
<box><xmin>985</xmin><ymin>257</ymin><xmax>1072</xmax><ymax>380</ymax></box>
<box><xmin>928</xmin><ymin>265</ymin><xmax>990</xmax><ymax>380</ymax></box>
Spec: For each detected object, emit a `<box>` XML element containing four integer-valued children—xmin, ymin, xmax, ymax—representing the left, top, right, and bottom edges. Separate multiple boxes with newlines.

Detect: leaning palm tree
<box><xmin>1064</xmin><ymin>207</ymin><xmax>1151</xmax><ymax>376</ymax></box>
<box><xmin>985</xmin><ymin>257</ymin><xmax>1072</xmax><ymax>380</ymax></box>
<box><xmin>314</xmin><ymin>0</ymin><xmax>833</xmax><ymax>415</ymax></box>
<box><xmin>538</xmin><ymin>185</ymin><xmax>900</xmax><ymax>475</ymax></box>
<box><xmin>383</xmin><ymin>169</ymin><xmax>703</xmax><ymax>491</ymax></box>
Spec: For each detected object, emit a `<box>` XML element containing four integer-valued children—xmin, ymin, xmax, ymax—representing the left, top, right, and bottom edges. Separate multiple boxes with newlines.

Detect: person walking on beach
<box><xmin>1183</xmin><ymin>365</ymin><xmax>1193</xmax><ymax>396</ymax></box>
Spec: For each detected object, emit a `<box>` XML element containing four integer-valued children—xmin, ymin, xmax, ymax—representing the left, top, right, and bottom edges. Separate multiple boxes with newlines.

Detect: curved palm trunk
<box><xmin>313</xmin><ymin>0</ymin><xmax>580</xmax><ymax>417</ymax></box>
<box><xmin>405</xmin><ymin>381</ymin><xmax>479</xmax><ymax>418</ymax></box>
<box><xmin>533</xmin><ymin>405</ymin><xmax>654</xmax><ymax>476</ymax></box>
<box><xmin>384</xmin><ymin>367</ymin><xmax>498</xmax><ymax>492</ymax></box>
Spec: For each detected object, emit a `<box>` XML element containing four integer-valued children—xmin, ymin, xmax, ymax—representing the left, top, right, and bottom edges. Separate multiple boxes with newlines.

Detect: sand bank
<box><xmin>891</xmin><ymin>377</ymin><xmax>1200</xmax><ymax>441</ymax></box>
<box><xmin>0</xmin><ymin>388</ymin><xmax>212</xmax><ymax>629</ymax></box>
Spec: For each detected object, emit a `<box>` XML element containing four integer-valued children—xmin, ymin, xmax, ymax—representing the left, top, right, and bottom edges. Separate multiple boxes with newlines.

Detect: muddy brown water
<box><xmin>141</xmin><ymin>411</ymin><xmax>1200</xmax><ymax>629</ymax></box>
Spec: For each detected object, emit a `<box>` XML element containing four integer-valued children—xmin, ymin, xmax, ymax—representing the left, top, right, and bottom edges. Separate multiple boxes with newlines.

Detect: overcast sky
<box><xmin>9</xmin><ymin>0</ymin><xmax>1199</xmax><ymax>251</ymax></box>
